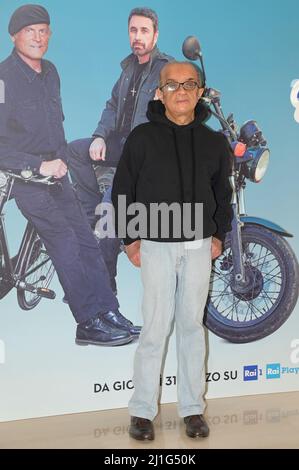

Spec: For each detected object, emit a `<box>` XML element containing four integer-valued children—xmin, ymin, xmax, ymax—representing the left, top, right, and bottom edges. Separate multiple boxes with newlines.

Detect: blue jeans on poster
<box><xmin>67</xmin><ymin>138</ymin><xmax>121</xmax><ymax>293</ymax></box>
<box><xmin>97</xmin><ymin>186</ymin><xmax>122</xmax><ymax>295</ymax></box>
<box><xmin>13</xmin><ymin>176</ymin><xmax>119</xmax><ymax>324</ymax></box>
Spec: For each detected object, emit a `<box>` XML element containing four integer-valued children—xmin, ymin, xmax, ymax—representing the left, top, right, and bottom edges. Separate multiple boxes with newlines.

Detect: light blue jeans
<box><xmin>128</xmin><ymin>237</ymin><xmax>212</xmax><ymax>420</ymax></box>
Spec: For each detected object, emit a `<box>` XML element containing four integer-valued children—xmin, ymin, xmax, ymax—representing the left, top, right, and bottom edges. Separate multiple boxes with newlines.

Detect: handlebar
<box><xmin>4</xmin><ymin>170</ymin><xmax>58</xmax><ymax>186</ymax></box>
<box><xmin>0</xmin><ymin>170</ymin><xmax>60</xmax><ymax>214</ymax></box>
<box><xmin>202</xmin><ymin>89</ymin><xmax>238</xmax><ymax>142</ymax></box>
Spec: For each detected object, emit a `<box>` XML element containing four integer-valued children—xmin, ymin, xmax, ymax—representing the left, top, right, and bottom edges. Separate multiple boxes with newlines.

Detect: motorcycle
<box><xmin>182</xmin><ymin>36</ymin><xmax>299</xmax><ymax>343</ymax></box>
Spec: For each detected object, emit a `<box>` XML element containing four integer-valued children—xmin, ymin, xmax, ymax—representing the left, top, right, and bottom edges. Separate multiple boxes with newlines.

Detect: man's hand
<box><xmin>39</xmin><ymin>159</ymin><xmax>67</xmax><ymax>179</ymax></box>
<box><xmin>211</xmin><ymin>237</ymin><xmax>223</xmax><ymax>260</ymax></box>
<box><xmin>125</xmin><ymin>240</ymin><xmax>141</xmax><ymax>268</ymax></box>
<box><xmin>89</xmin><ymin>137</ymin><xmax>106</xmax><ymax>161</ymax></box>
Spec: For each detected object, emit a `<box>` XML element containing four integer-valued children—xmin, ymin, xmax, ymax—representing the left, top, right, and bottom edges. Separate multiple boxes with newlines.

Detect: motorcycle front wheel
<box><xmin>205</xmin><ymin>224</ymin><xmax>299</xmax><ymax>343</ymax></box>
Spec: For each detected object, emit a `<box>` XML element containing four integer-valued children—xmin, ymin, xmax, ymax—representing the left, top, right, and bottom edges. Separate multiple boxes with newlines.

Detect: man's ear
<box><xmin>11</xmin><ymin>35</ymin><xmax>16</xmax><ymax>44</ymax></box>
<box><xmin>197</xmin><ymin>87</ymin><xmax>205</xmax><ymax>101</ymax></box>
<box><xmin>153</xmin><ymin>89</ymin><xmax>160</xmax><ymax>101</ymax></box>
<box><xmin>153</xmin><ymin>30</ymin><xmax>159</xmax><ymax>48</ymax></box>
<box><xmin>156</xmin><ymin>87</ymin><xmax>164</xmax><ymax>103</ymax></box>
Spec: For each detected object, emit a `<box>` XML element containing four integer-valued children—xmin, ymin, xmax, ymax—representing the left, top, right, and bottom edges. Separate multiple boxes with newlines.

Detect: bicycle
<box><xmin>0</xmin><ymin>170</ymin><xmax>56</xmax><ymax>310</ymax></box>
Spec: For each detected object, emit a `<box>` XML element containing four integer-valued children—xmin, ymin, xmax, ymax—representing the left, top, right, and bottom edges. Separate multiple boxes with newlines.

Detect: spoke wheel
<box><xmin>205</xmin><ymin>224</ymin><xmax>299</xmax><ymax>343</ymax></box>
<box><xmin>17</xmin><ymin>234</ymin><xmax>55</xmax><ymax>310</ymax></box>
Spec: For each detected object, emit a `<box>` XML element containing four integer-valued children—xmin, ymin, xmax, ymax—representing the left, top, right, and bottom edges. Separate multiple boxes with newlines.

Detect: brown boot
<box><xmin>184</xmin><ymin>414</ymin><xmax>210</xmax><ymax>438</ymax></box>
<box><xmin>129</xmin><ymin>416</ymin><xmax>155</xmax><ymax>441</ymax></box>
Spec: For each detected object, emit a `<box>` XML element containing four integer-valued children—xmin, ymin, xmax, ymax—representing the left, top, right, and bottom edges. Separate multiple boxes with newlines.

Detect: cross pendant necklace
<box><xmin>130</xmin><ymin>86</ymin><xmax>137</xmax><ymax>97</ymax></box>
<box><xmin>130</xmin><ymin>67</ymin><xmax>140</xmax><ymax>97</ymax></box>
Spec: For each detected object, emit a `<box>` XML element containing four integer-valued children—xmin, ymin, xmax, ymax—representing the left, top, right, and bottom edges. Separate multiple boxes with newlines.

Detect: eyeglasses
<box><xmin>159</xmin><ymin>80</ymin><xmax>201</xmax><ymax>93</ymax></box>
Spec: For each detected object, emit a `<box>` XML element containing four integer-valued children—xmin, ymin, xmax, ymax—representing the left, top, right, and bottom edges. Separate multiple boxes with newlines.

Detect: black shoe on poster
<box><xmin>76</xmin><ymin>313</ymin><xmax>133</xmax><ymax>347</ymax></box>
<box><xmin>101</xmin><ymin>310</ymin><xmax>142</xmax><ymax>336</ymax></box>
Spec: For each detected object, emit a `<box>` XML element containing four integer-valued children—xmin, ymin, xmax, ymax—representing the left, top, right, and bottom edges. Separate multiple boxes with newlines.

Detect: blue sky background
<box><xmin>0</xmin><ymin>0</ymin><xmax>298</xmax><ymax>421</ymax></box>
<box><xmin>1</xmin><ymin>0</ymin><xmax>298</xmax><ymax>252</ymax></box>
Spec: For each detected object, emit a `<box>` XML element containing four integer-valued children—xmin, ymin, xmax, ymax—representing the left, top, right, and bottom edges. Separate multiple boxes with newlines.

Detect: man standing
<box><xmin>0</xmin><ymin>4</ymin><xmax>133</xmax><ymax>347</ymax></box>
<box><xmin>112</xmin><ymin>62</ymin><xmax>233</xmax><ymax>440</ymax></box>
<box><xmin>68</xmin><ymin>7</ymin><xmax>173</xmax><ymax>309</ymax></box>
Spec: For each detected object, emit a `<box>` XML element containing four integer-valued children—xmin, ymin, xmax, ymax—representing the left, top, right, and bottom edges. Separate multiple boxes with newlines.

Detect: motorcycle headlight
<box><xmin>240</xmin><ymin>120</ymin><xmax>267</xmax><ymax>147</ymax></box>
<box><xmin>243</xmin><ymin>148</ymin><xmax>270</xmax><ymax>183</ymax></box>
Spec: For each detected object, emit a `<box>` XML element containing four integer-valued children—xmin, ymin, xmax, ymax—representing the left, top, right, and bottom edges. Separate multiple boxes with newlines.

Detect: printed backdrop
<box><xmin>0</xmin><ymin>0</ymin><xmax>298</xmax><ymax>422</ymax></box>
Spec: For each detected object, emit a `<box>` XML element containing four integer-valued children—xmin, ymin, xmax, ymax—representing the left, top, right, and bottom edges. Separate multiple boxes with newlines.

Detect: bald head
<box><xmin>159</xmin><ymin>61</ymin><xmax>204</xmax><ymax>88</ymax></box>
<box><xmin>156</xmin><ymin>61</ymin><xmax>205</xmax><ymax>126</ymax></box>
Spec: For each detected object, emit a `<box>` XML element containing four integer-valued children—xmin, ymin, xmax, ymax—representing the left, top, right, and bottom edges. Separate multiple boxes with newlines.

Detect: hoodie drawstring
<box><xmin>191</xmin><ymin>128</ymin><xmax>196</xmax><ymax>203</ymax></box>
<box><xmin>172</xmin><ymin>128</ymin><xmax>185</xmax><ymax>203</ymax></box>
<box><xmin>172</xmin><ymin>127</ymin><xmax>197</xmax><ymax>204</ymax></box>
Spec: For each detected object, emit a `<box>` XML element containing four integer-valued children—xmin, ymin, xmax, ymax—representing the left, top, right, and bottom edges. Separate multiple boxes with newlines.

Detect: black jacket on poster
<box><xmin>112</xmin><ymin>100</ymin><xmax>233</xmax><ymax>246</ymax></box>
<box><xmin>93</xmin><ymin>47</ymin><xmax>173</xmax><ymax>140</ymax></box>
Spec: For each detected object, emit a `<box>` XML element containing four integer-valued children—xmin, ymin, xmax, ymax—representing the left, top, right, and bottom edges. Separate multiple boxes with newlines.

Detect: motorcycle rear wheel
<box><xmin>205</xmin><ymin>224</ymin><xmax>299</xmax><ymax>343</ymax></box>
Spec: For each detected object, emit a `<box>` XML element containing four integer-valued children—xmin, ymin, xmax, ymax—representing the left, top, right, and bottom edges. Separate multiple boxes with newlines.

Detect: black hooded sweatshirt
<box><xmin>112</xmin><ymin>100</ymin><xmax>233</xmax><ymax>246</ymax></box>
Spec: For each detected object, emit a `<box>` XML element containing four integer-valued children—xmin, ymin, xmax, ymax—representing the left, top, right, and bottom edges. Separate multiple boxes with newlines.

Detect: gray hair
<box><xmin>159</xmin><ymin>61</ymin><xmax>204</xmax><ymax>87</ymax></box>
<box><xmin>128</xmin><ymin>7</ymin><xmax>159</xmax><ymax>32</ymax></box>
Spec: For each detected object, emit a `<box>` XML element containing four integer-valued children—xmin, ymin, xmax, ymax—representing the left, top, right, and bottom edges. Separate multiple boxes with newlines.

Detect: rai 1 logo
<box><xmin>290</xmin><ymin>80</ymin><xmax>299</xmax><ymax>123</ymax></box>
<box><xmin>290</xmin><ymin>339</ymin><xmax>299</xmax><ymax>364</ymax></box>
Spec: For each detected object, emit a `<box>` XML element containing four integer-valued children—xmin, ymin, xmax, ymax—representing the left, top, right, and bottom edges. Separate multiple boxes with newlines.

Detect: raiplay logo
<box><xmin>266</xmin><ymin>363</ymin><xmax>281</xmax><ymax>379</ymax></box>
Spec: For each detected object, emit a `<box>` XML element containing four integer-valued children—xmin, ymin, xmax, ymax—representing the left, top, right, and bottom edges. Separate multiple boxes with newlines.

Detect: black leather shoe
<box><xmin>76</xmin><ymin>314</ymin><xmax>133</xmax><ymax>346</ymax></box>
<box><xmin>184</xmin><ymin>415</ymin><xmax>210</xmax><ymax>438</ymax></box>
<box><xmin>129</xmin><ymin>416</ymin><xmax>155</xmax><ymax>441</ymax></box>
<box><xmin>101</xmin><ymin>310</ymin><xmax>142</xmax><ymax>336</ymax></box>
